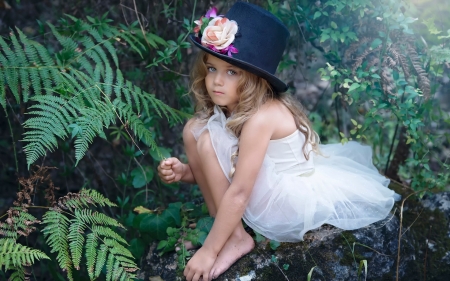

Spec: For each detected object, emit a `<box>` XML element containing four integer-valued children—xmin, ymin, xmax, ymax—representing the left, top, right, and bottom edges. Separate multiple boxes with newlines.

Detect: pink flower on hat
<box><xmin>193</xmin><ymin>7</ymin><xmax>239</xmax><ymax>57</ymax></box>
<box><xmin>201</xmin><ymin>17</ymin><xmax>238</xmax><ymax>50</ymax></box>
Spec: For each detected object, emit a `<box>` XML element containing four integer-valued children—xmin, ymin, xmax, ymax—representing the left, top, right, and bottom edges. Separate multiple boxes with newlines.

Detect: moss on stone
<box><xmin>338</xmin><ymin>231</ymin><xmax>372</xmax><ymax>267</ymax></box>
<box><xmin>391</xmin><ymin>182</ymin><xmax>450</xmax><ymax>281</ymax></box>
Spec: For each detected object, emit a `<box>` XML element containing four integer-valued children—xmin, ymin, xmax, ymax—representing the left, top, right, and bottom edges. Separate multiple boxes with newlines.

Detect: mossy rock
<box><xmin>138</xmin><ymin>188</ymin><xmax>450</xmax><ymax>281</ymax></box>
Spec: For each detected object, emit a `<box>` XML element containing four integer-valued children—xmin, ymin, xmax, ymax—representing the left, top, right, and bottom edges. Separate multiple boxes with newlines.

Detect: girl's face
<box><xmin>205</xmin><ymin>54</ymin><xmax>242</xmax><ymax>112</ymax></box>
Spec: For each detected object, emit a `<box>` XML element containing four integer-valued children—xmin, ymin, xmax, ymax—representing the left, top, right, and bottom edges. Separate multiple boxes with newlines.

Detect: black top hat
<box><xmin>189</xmin><ymin>1</ymin><xmax>290</xmax><ymax>93</ymax></box>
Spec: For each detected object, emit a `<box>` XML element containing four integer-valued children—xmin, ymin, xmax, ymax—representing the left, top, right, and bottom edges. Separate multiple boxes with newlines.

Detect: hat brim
<box><xmin>189</xmin><ymin>34</ymin><xmax>288</xmax><ymax>93</ymax></box>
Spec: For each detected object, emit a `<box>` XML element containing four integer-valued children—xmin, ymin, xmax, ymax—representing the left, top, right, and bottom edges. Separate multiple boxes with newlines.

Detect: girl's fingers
<box><xmin>159</xmin><ymin>159</ymin><xmax>171</xmax><ymax>169</ymax></box>
<box><xmin>184</xmin><ymin>267</ymin><xmax>192</xmax><ymax>281</ymax></box>
<box><xmin>192</xmin><ymin>272</ymin><xmax>202</xmax><ymax>281</ymax></box>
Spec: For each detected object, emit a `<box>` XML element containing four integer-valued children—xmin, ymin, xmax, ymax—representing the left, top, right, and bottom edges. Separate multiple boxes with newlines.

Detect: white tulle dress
<box><xmin>192</xmin><ymin>106</ymin><xmax>399</xmax><ymax>242</ymax></box>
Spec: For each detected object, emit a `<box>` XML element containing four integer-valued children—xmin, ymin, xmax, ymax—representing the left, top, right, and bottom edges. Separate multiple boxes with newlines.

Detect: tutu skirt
<box><xmin>192</xmin><ymin>107</ymin><xmax>399</xmax><ymax>242</ymax></box>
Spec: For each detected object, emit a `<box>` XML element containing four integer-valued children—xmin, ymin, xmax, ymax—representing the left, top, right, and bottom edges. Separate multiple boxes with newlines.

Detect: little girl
<box><xmin>158</xmin><ymin>2</ymin><xmax>398</xmax><ymax>281</ymax></box>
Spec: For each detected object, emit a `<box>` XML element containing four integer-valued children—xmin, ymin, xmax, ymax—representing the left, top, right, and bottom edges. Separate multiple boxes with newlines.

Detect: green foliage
<box><xmin>274</xmin><ymin>0</ymin><xmax>449</xmax><ymax>191</ymax></box>
<box><xmin>41</xmin><ymin>192</ymin><xmax>137</xmax><ymax>280</ymax></box>
<box><xmin>0</xmin><ymin>188</ymin><xmax>138</xmax><ymax>281</ymax></box>
<box><xmin>0</xmin><ymin>16</ymin><xmax>184</xmax><ymax>168</ymax></box>
<box><xmin>0</xmin><ymin>239</ymin><xmax>50</xmax><ymax>272</ymax></box>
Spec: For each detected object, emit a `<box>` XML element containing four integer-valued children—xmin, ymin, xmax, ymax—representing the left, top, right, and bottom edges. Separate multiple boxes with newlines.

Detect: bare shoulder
<box><xmin>247</xmin><ymin>100</ymin><xmax>289</xmax><ymax>125</ymax></box>
<box><xmin>246</xmin><ymin>100</ymin><xmax>297</xmax><ymax>139</ymax></box>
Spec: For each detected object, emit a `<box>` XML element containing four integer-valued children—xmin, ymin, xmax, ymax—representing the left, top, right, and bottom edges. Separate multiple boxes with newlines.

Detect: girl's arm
<box><xmin>158</xmin><ymin>158</ymin><xmax>197</xmax><ymax>184</ymax></box>
<box><xmin>183</xmin><ymin>108</ymin><xmax>274</xmax><ymax>281</ymax></box>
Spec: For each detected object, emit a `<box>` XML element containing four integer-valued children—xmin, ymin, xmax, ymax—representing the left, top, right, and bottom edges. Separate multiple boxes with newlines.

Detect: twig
<box><xmin>4</xmin><ymin>100</ymin><xmax>19</xmax><ymax>187</ymax></box>
<box><xmin>132</xmin><ymin>0</ymin><xmax>152</xmax><ymax>50</ymax></box>
<box><xmin>401</xmin><ymin>209</ymin><xmax>423</xmax><ymax>236</ymax></box>
<box><xmin>384</xmin><ymin>120</ymin><xmax>399</xmax><ymax>175</ymax></box>
<box><xmin>133</xmin><ymin>157</ymin><xmax>149</xmax><ymax>202</ymax></box>
<box><xmin>157</xmin><ymin>64</ymin><xmax>190</xmax><ymax>77</ymax></box>
<box><xmin>423</xmin><ymin>226</ymin><xmax>431</xmax><ymax>281</ymax></box>
<box><xmin>396</xmin><ymin>190</ymin><xmax>422</xmax><ymax>281</ymax></box>
<box><xmin>286</xmin><ymin>1</ymin><xmax>307</xmax><ymax>44</ymax></box>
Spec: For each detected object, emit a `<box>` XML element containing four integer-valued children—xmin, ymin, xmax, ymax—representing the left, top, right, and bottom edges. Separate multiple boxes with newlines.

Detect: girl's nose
<box><xmin>213</xmin><ymin>72</ymin><xmax>224</xmax><ymax>85</ymax></box>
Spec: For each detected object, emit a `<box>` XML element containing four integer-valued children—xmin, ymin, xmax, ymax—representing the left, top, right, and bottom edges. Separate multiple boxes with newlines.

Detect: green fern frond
<box><xmin>85</xmin><ymin>232</ymin><xmax>98</xmax><ymax>279</ymax></box>
<box><xmin>0</xmin><ymin>208</ymin><xmax>39</xmax><ymax>239</ymax></box>
<box><xmin>103</xmin><ymin>238</ymin><xmax>134</xmax><ymax>259</ymax></box>
<box><xmin>74</xmin><ymin>103</ymin><xmax>116</xmax><ymax>164</ymax></box>
<box><xmin>0</xmin><ymin>238</ymin><xmax>49</xmax><ymax>271</ymax></box>
<box><xmin>7</xmin><ymin>265</ymin><xmax>26</xmax><ymax>281</ymax></box>
<box><xmin>1</xmin><ymin>16</ymin><xmax>184</xmax><ymax>167</ymax></box>
<box><xmin>41</xmin><ymin>210</ymin><xmax>73</xmax><ymax>276</ymax></box>
<box><xmin>95</xmin><ymin>244</ymin><xmax>108</xmax><ymax>278</ymax></box>
<box><xmin>88</xmin><ymin>26</ymin><xmax>119</xmax><ymax>67</ymax></box>
<box><xmin>9</xmin><ymin>33</ymin><xmax>30</xmax><ymax>103</ymax></box>
<box><xmin>74</xmin><ymin>209</ymin><xmax>124</xmax><ymax>228</ymax></box>
<box><xmin>112</xmin><ymin>100</ymin><xmax>162</xmax><ymax>157</ymax></box>
<box><xmin>79</xmin><ymin>189</ymin><xmax>117</xmax><ymax>207</ymax></box>
<box><xmin>0</xmin><ymin>37</ymin><xmax>20</xmax><ymax>104</ymax></box>
<box><xmin>92</xmin><ymin>226</ymin><xmax>127</xmax><ymax>245</ymax></box>
<box><xmin>47</xmin><ymin>23</ymin><xmax>79</xmax><ymax>59</ymax></box>
<box><xmin>68</xmin><ymin>220</ymin><xmax>86</xmax><ymax>269</ymax></box>
<box><xmin>0</xmin><ymin>228</ymin><xmax>17</xmax><ymax>239</ymax></box>
<box><xmin>106</xmin><ymin>252</ymin><xmax>115</xmax><ymax>281</ymax></box>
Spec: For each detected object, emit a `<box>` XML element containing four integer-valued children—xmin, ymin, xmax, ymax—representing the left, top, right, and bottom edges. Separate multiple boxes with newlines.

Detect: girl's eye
<box><xmin>227</xmin><ymin>70</ymin><xmax>237</xmax><ymax>75</ymax></box>
<box><xmin>207</xmin><ymin>67</ymin><xmax>216</xmax><ymax>72</ymax></box>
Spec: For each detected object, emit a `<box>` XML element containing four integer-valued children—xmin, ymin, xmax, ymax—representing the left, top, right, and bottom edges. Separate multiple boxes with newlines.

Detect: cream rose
<box><xmin>201</xmin><ymin>17</ymin><xmax>238</xmax><ymax>50</ymax></box>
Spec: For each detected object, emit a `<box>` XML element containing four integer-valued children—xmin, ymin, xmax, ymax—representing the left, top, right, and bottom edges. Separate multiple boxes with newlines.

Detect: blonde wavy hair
<box><xmin>190</xmin><ymin>51</ymin><xmax>319</xmax><ymax>160</ymax></box>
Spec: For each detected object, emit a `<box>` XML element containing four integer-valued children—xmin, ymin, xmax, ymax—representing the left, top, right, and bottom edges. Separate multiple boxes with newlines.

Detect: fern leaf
<box><xmin>109</xmin><ymin>27</ymin><xmax>144</xmax><ymax>57</ymax></box>
<box><xmin>85</xmin><ymin>232</ymin><xmax>98</xmax><ymax>279</ymax></box>
<box><xmin>88</xmin><ymin>26</ymin><xmax>119</xmax><ymax>67</ymax></box>
<box><xmin>9</xmin><ymin>32</ymin><xmax>30</xmax><ymax>102</ymax></box>
<box><xmin>68</xmin><ymin>219</ymin><xmax>86</xmax><ymax>270</ymax></box>
<box><xmin>113</xmin><ymin>260</ymin><xmax>124</xmax><ymax>280</ymax></box>
<box><xmin>123</xmin><ymin>80</ymin><xmax>133</xmax><ymax>106</ymax></box>
<box><xmin>93</xmin><ymin>62</ymin><xmax>104</xmax><ymax>89</ymax></box>
<box><xmin>114</xmin><ymin>69</ymin><xmax>124</xmax><ymax>102</ymax></box>
<box><xmin>7</xmin><ymin>266</ymin><xmax>26</xmax><ymax>281</ymax></box>
<box><xmin>92</xmin><ymin>225</ymin><xmax>127</xmax><ymax>245</ymax></box>
<box><xmin>114</xmin><ymin>101</ymin><xmax>161</xmax><ymax>157</ymax></box>
<box><xmin>0</xmin><ymin>35</ymin><xmax>20</xmax><ymax>103</ymax></box>
<box><xmin>105</xmin><ymin>252</ymin><xmax>115</xmax><ymax>281</ymax></box>
<box><xmin>74</xmin><ymin>103</ymin><xmax>115</xmax><ymax>163</ymax></box>
<box><xmin>131</xmin><ymin>84</ymin><xmax>141</xmax><ymax>115</ymax></box>
<box><xmin>11</xmin><ymin>33</ymin><xmax>30</xmax><ymax>102</ymax></box>
<box><xmin>103</xmin><ymin>238</ymin><xmax>134</xmax><ymax>259</ymax></box>
<box><xmin>95</xmin><ymin>244</ymin><xmax>108</xmax><ymax>278</ymax></box>
<box><xmin>77</xmin><ymin>55</ymin><xmax>94</xmax><ymax>76</ymax></box>
<box><xmin>80</xmin><ymin>36</ymin><xmax>103</xmax><ymax>66</ymax></box>
<box><xmin>47</xmin><ymin>23</ymin><xmax>78</xmax><ymax>57</ymax></box>
<box><xmin>70</xmin><ymin>70</ymin><xmax>101</xmax><ymax>107</ymax></box>
<box><xmin>75</xmin><ymin>209</ymin><xmax>124</xmax><ymax>228</ymax></box>
<box><xmin>80</xmin><ymin>189</ymin><xmax>117</xmax><ymax>207</ymax></box>
<box><xmin>103</xmin><ymin>63</ymin><xmax>114</xmax><ymax>97</ymax></box>
<box><xmin>0</xmin><ymin>238</ymin><xmax>49</xmax><ymax>271</ymax></box>
<box><xmin>41</xmin><ymin>211</ymin><xmax>72</xmax><ymax>274</ymax></box>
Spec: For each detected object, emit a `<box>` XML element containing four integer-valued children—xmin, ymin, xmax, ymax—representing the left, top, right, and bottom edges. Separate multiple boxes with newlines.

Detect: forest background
<box><xmin>0</xmin><ymin>0</ymin><xmax>449</xmax><ymax>280</ymax></box>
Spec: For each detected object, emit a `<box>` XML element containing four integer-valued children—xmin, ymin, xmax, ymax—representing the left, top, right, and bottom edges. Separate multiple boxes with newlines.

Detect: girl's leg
<box><xmin>194</xmin><ymin>128</ymin><xmax>255</xmax><ymax>279</ymax></box>
<box><xmin>183</xmin><ymin>119</ymin><xmax>218</xmax><ymax>216</ymax></box>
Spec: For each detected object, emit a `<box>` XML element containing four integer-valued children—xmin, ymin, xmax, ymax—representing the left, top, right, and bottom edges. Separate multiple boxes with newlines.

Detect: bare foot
<box><xmin>209</xmin><ymin>229</ymin><xmax>255</xmax><ymax>279</ymax></box>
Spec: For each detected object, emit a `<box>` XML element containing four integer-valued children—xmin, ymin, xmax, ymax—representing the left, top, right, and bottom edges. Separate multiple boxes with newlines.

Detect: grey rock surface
<box><xmin>138</xmin><ymin>190</ymin><xmax>450</xmax><ymax>281</ymax></box>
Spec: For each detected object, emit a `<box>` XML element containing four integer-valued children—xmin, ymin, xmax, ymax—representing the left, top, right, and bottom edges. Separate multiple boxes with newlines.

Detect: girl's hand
<box><xmin>183</xmin><ymin>247</ymin><xmax>217</xmax><ymax>281</ymax></box>
<box><xmin>157</xmin><ymin>157</ymin><xmax>185</xmax><ymax>183</ymax></box>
